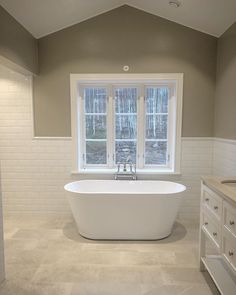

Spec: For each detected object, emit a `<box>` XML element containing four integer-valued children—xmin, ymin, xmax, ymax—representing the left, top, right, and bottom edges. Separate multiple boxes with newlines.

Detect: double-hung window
<box><xmin>71</xmin><ymin>74</ymin><xmax>183</xmax><ymax>174</ymax></box>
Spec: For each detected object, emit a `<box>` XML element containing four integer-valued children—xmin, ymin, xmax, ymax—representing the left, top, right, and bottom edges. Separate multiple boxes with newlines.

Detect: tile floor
<box><xmin>0</xmin><ymin>216</ymin><xmax>220</xmax><ymax>295</ymax></box>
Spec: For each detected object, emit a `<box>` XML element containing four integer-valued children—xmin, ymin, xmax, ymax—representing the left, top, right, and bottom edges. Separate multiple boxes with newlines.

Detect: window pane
<box><xmin>146</xmin><ymin>87</ymin><xmax>168</xmax><ymax>113</ymax></box>
<box><xmin>145</xmin><ymin>141</ymin><xmax>167</xmax><ymax>165</ymax></box>
<box><xmin>114</xmin><ymin>87</ymin><xmax>138</xmax><ymax>164</ymax></box>
<box><xmin>145</xmin><ymin>87</ymin><xmax>169</xmax><ymax>166</ymax></box>
<box><xmin>115</xmin><ymin>115</ymin><xmax>137</xmax><ymax>139</ymax></box>
<box><xmin>86</xmin><ymin>115</ymin><xmax>106</xmax><ymax>139</ymax></box>
<box><xmin>115</xmin><ymin>141</ymin><xmax>136</xmax><ymax>164</ymax></box>
<box><xmin>146</xmin><ymin>114</ymin><xmax>167</xmax><ymax>139</ymax></box>
<box><xmin>115</xmin><ymin>88</ymin><xmax>137</xmax><ymax>113</ymax></box>
<box><xmin>83</xmin><ymin>87</ymin><xmax>107</xmax><ymax>166</ymax></box>
<box><xmin>86</xmin><ymin>141</ymin><xmax>107</xmax><ymax>164</ymax></box>
<box><xmin>85</xmin><ymin>88</ymin><xmax>107</xmax><ymax>113</ymax></box>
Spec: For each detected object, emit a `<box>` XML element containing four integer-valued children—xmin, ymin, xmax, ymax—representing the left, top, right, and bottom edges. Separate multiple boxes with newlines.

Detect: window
<box><xmin>71</xmin><ymin>74</ymin><xmax>183</xmax><ymax>174</ymax></box>
<box><xmin>84</xmin><ymin>87</ymin><xmax>107</xmax><ymax>166</ymax></box>
<box><xmin>145</xmin><ymin>87</ymin><xmax>168</xmax><ymax>166</ymax></box>
<box><xmin>115</xmin><ymin>87</ymin><xmax>137</xmax><ymax>164</ymax></box>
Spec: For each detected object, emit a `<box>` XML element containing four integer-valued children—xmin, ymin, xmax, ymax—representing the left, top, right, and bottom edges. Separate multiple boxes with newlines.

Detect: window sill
<box><xmin>71</xmin><ymin>169</ymin><xmax>181</xmax><ymax>176</ymax></box>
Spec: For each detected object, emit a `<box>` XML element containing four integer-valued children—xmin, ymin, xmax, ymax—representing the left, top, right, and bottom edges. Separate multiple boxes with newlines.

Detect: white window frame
<box><xmin>70</xmin><ymin>74</ymin><xmax>183</xmax><ymax>175</ymax></box>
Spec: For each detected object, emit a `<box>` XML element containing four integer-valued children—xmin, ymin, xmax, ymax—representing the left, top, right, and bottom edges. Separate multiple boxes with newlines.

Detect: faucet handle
<box><xmin>129</xmin><ymin>162</ymin><xmax>133</xmax><ymax>172</ymax></box>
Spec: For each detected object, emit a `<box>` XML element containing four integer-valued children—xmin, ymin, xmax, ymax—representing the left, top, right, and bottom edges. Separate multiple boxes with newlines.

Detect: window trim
<box><xmin>70</xmin><ymin>73</ymin><xmax>183</xmax><ymax>175</ymax></box>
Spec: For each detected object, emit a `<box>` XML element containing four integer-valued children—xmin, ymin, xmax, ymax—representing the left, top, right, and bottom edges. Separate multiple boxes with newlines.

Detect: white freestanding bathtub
<box><xmin>64</xmin><ymin>180</ymin><xmax>186</xmax><ymax>240</ymax></box>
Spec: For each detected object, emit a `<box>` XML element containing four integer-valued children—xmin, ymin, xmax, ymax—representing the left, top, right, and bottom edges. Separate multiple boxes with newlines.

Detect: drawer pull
<box><xmin>229</xmin><ymin>251</ymin><xmax>234</xmax><ymax>257</ymax></box>
<box><xmin>229</xmin><ymin>220</ymin><xmax>235</xmax><ymax>225</ymax></box>
<box><xmin>214</xmin><ymin>206</ymin><xmax>218</xmax><ymax>210</ymax></box>
<box><xmin>205</xmin><ymin>198</ymin><xmax>209</xmax><ymax>202</ymax></box>
<box><xmin>213</xmin><ymin>232</ymin><xmax>217</xmax><ymax>237</ymax></box>
<box><xmin>204</xmin><ymin>222</ymin><xmax>208</xmax><ymax>226</ymax></box>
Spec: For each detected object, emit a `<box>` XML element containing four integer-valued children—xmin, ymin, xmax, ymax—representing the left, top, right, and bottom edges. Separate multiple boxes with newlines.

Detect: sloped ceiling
<box><xmin>0</xmin><ymin>0</ymin><xmax>235</xmax><ymax>38</ymax></box>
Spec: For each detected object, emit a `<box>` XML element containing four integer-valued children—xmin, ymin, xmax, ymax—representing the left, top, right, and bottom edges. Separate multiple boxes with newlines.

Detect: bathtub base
<box><xmin>78</xmin><ymin>229</ymin><xmax>172</xmax><ymax>241</ymax></box>
<box><xmin>69</xmin><ymin>193</ymin><xmax>182</xmax><ymax>240</ymax></box>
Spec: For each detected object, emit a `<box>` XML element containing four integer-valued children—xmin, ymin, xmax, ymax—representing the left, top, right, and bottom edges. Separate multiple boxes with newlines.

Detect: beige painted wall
<box><xmin>34</xmin><ymin>5</ymin><xmax>217</xmax><ymax>137</ymax></box>
<box><xmin>0</xmin><ymin>5</ymin><xmax>38</xmax><ymax>74</ymax></box>
<box><xmin>214</xmin><ymin>22</ymin><xmax>236</xmax><ymax>140</ymax></box>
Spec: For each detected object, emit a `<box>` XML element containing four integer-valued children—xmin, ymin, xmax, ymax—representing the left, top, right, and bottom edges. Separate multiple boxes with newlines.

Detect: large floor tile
<box><xmin>0</xmin><ymin>216</ymin><xmax>220</xmax><ymax>295</ymax></box>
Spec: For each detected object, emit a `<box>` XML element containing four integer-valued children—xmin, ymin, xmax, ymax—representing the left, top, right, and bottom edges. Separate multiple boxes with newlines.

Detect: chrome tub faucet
<box><xmin>114</xmin><ymin>162</ymin><xmax>137</xmax><ymax>180</ymax></box>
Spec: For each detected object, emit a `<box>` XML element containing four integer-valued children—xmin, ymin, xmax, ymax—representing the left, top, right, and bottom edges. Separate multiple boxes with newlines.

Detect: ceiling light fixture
<box><xmin>169</xmin><ymin>0</ymin><xmax>181</xmax><ymax>8</ymax></box>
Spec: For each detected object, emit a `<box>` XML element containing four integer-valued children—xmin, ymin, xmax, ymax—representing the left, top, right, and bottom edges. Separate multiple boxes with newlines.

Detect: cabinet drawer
<box><xmin>223</xmin><ymin>201</ymin><xmax>236</xmax><ymax>238</ymax></box>
<box><xmin>202</xmin><ymin>185</ymin><xmax>222</xmax><ymax>220</ymax></box>
<box><xmin>222</xmin><ymin>230</ymin><xmax>236</xmax><ymax>272</ymax></box>
<box><xmin>202</xmin><ymin>212</ymin><xmax>221</xmax><ymax>248</ymax></box>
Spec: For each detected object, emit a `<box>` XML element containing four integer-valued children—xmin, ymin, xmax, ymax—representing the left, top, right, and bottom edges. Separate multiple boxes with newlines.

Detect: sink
<box><xmin>221</xmin><ymin>180</ymin><xmax>236</xmax><ymax>188</ymax></box>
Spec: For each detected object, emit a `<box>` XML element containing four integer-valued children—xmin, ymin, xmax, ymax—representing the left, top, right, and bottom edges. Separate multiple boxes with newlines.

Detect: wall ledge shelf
<box><xmin>201</xmin><ymin>256</ymin><xmax>236</xmax><ymax>295</ymax></box>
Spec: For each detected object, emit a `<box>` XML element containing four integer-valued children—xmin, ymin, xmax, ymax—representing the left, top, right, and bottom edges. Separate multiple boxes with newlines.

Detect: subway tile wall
<box><xmin>179</xmin><ymin>138</ymin><xmax>213</xmax><ymax>220</ymax></box>
<box><xmin>0</xmin><ymin>163</ymin><xmax>5</xmax><ymax>282</ymax></box>
<box><xmin>0</xmin><ymin>65</ymin><xmax>214</xmax><ymax>222</ymax></box>
<box><xmin>213</xmin><ymin>138</ymin><xmax>236</xmax><ymax>176</ymax></box>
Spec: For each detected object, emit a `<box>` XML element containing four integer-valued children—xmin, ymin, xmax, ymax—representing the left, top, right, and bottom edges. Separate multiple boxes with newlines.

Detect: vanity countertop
<box><xmin>202</xmin><ymin>176</ymin><xmax>236</xmax><ymax>204</ymax></box>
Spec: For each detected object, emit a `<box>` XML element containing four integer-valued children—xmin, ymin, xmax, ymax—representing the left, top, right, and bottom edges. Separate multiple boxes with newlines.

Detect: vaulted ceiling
<box><xmin>0</xmin><ymin>0</ymin><xmax>235</xmax><ymax>38</ymax></box>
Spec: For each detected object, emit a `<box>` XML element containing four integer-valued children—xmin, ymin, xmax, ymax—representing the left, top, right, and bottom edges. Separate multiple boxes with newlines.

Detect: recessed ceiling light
<box><xmin>169</xmin><ymin>0</ymin><xmax>181</xmax><ymax>8</ymax></box>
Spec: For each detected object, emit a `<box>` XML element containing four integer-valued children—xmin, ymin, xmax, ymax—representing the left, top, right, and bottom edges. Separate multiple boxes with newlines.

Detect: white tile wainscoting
<box><xmin>213</xmin><ymin>138</ymin><xmax>236</xmax><ymax>177</ymax></box>
<box><xmin>0</xmin><ymin>65</ymin><xmax>234</xmax><ymax>223</ymax></box>
<box><xmin>0</xmin><ymin>164</ymin><xmax>5</xmax><ymax>282</ymax></box>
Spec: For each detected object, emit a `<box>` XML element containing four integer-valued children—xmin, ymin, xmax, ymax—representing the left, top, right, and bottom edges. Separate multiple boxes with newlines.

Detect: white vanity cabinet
<box><xmin>200</xmin><ymin>180</ymin><xmax>236</xmax><ymax>295</ymax></box>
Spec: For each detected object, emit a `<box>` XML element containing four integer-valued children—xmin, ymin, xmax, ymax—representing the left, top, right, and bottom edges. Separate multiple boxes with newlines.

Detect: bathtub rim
<box><xmin>64</xmin><ymin>180</ymin><xmax>186</xmax><ymax>195</ymax></box>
